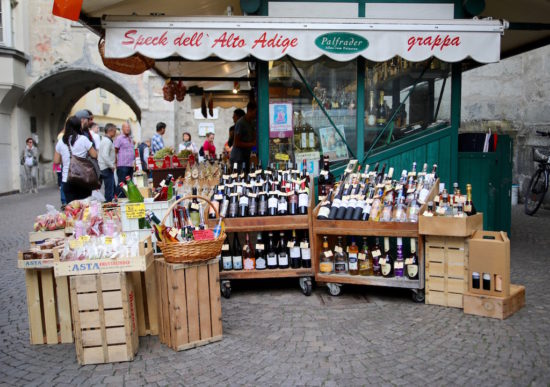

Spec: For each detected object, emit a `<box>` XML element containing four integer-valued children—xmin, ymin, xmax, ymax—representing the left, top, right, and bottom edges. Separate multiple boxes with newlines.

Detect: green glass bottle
<box><xmin>125</xmin><ymin>176</ymin><xmax>147</xmax><ymax>229</ymax></box>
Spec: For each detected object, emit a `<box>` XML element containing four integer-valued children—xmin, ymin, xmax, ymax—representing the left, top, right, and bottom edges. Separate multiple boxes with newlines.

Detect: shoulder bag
<box><xmin>67</xmin><ymin>140</ymin><xmax>100</xmax><ymax>189</ymax></box>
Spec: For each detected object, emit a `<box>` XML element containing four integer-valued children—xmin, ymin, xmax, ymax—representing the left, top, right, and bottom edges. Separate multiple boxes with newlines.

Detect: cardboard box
<box><xmin>419</xmin><ymin>213</ymin><xmax>483</xmax><ymax>237</ymax></box>
<box><xmin>468</xmin><ymin>230</ymin><xmax>510</xmax><ymax>297</ymax></box>
<box><xmin>463</xmin><ymin>284</ymin><xmax>525</xmax><ymax>320</ymax></box>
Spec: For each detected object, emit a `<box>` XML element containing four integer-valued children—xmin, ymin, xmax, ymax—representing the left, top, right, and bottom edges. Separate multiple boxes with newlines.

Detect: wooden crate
<box><xmin>19</xmin><ymin>252</ymin><xmax>73</xmax><ymax>345</ymax></box>
<box><xmin>70</xmin><ymin>272</ymin><xmax>139</xmax><ymax>365</ymax></box>
<box><xmin>131</xmin><ymin>256</ymin><xmax>159</xmax><ymax>336</ymax></box>
<box><xmin>425</xmin><ymin>236</ymin><xmax>468</xmax><ymax>308</ymax></box>
<box><xmin>156</xmin><ymin>258</ymin><xmax>223</xmax><ymax>351</ymax></box>
<box><xmin>464</xmin><ymin>284</ymin><xmax>525</xmax><ymax>320</ymax></box>
<box><xmin>419</xmin><ymin>213</ymin><xmax>483</xmax><ymax>237</ymax></box>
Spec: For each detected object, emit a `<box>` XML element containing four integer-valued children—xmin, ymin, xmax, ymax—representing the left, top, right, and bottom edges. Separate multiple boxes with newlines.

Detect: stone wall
<box><xmin>460</xmin><ymin>44</ymin><xmax>550</xmax><ymax>204</ymax></box>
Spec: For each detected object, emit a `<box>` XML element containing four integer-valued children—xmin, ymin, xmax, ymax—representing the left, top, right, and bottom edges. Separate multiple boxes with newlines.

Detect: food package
<box><xmin>33</xmin><ymin>204</ymin><xmax>67</xmax><ymax>231</ymax></box>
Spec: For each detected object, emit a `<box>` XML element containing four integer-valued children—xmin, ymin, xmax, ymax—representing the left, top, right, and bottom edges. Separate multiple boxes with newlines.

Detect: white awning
<box><xmin>103</xmin><ymin>16</ymin><xmax>505</xmax><ymax>63</ymax></box>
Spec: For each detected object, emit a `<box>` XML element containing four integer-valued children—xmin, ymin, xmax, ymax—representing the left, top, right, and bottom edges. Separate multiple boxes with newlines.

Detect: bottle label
<box><xmin>222</xmin><ymin>245</ymin><xmax>229</xmax><ymax>251</ymax></box>
<box><xmin>334</xmin><ymin>263</ymin><xmax>347</xmax><ymax>273</ymax></box>
<box><xmin>348</xmin><ymin>253</ymin><xmax>358</xmax><ymax>270</ymax></box>
<box><xmin>268</xmin><ymin>197</ymin><xmax>278</xmax><ymax>209</ymax></box>
<box><xmin>318</xmin><ymin>207</ymin><xmax>330</xmax><ymax>218</ymax></box>
<box><xmin>372</xmin><ymin>249</ymin><xmax>381</xmax><ymax>258</ymax></box>
<box><xmin>332</xmin><ymin>198</ymin><xmax>341</xmax><ymax>208</ymax></box>
<box><xmin>320</xmin><ymin>170</ymin><xmax>329</xmax><ymax>177</ymax></box>
<box><xmin>298</xmin><ymin>193</ymin><xmax>309</xmax><ymax>207</ymax></box>
<box><xmin>358</xmin><ymin>253</ymin><xmax>366</xmax><ymax>261</ymax></box>
<box><xmin>290</xmin><ymin>247</ymin><xmax>301</xmax><ymax>258</ymax></box>
<box><xmin>367</xmin><ymin>114</ymin><xmax>376</xmax><ymax>126</ymax></box>
<box><xmin>301</xmin><ymin>133</ymin><xmax>307</xmax><ymax>149</ymax></box>
<box><xmin>229</xmin><ymin>202</ymin><xmax>238</xmax><ymax>216</ymax></box>
<box><xmin>278</xmin><ymin>254</ymin><xmax>289</xmax><ymax>266</ymax></box>
<box><xmin>278</xmin><ymin>201</ymin><xmax>288</xmax><ymax>212</ymax></box>
<box><xmin>300</xmin><ymin>242</ymin><xmax>309</xmax><ymax>249</ymax></box>
<box><xmin>259</xmin><ymin>201</ymin><xmax>267</xmax><ymax>214</ymax></box>
<box><xmin>320</xmin><ymin>262</ymin><xmax>333</xmax><ymax>273</ymax></box>
<box><xmin>222</xmin><ymin>256</ymin><xmax>233</xmax><ymax>270</ymax></box>
<box><xmin>243</xmin><ymin>258</ymin><xmax>255</xmax><ymax>270</ymax></box>
<box><xmin>267</xmin><ymin>253</ymin><xmax>277</xmax><ymax>266</ymax></box>
<box><xmin>255</xmin><ymin>257</ymin><xmax>266</xmax><ymax>269</ymax></box>
<box><xmin>394</xmin><ymin>261</ymin><xmax>404</xmax><ymax>269</ymax></box>
<box><xmin>334</xmin><ymin>246</ymin><xmax>343</xmax><ymax>254</ymax></box>
<box><xmin>405</xmin><ymin>258</ymin><xmax>413</xmax><ymax>265</ymax></box>
<box><xmin>232</xmin><ymin>256</ymin><xmax>243</xmax><ymax>270</ymax></box>
<box><xmin>324</xmin><ymin>250</ymin><xmax>333</xmax><ymax>258</ymax></box>
<box><xmin>407</xmin><ymin>264</ymin><xmax>418</xmax><ymax>278</ymax></box>
<box><xmin>381</xmin><ymin>264</ymin><xmax>391</xmax><ymax>276</ymax></box>
<box><xmin>464</xmin><ymin>204</ymin><xmax>472</xmax><ymax>212</ymax></box>
<box><xmin>287</xmin><ymin>241</ymin><xmax>295</xmax><ymax>248</ymax></box>
<box><xmin>301</xmin><ymin>248</ymin><xmax>311</xmax><ymax>260</ymax></box>
<box><xmin>309</xmin><ymin>132</ymin><xmax>315</xmax><ymax>148</ymax></box>
<box><xmin>239</xmin><ymin>196</ymin><xmax>249</xmax><ymax>206</ymax></box>
<box><xmin>255</xmin><ymin>244</ymin><xmax>264</xmax><ymax>250</ymax></box>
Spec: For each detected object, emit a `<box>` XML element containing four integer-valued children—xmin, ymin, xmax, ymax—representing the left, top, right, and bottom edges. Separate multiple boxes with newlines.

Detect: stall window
<box><xmin>268</xmin><ymin>57</ymin><xmax>357</xmax><ymax>173</ymax></box>
<box><xmin>364</xmin><ymin>58</ymin><xmax>451</xmax><ymax>153</ymax></box>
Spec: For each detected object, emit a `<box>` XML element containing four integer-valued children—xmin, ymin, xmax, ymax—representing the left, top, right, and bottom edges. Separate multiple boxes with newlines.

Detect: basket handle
<box><xmin>161</xmin><ymin>195</ymin><xmax>219</xmax><ymax>226</ymax></box>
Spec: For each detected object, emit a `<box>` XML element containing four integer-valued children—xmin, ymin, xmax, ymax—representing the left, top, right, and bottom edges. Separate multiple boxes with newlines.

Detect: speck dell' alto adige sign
<box><xmin>314</xmin><ymin>32</ymin><xmax>369</xmax><ymax>54</ymax></box>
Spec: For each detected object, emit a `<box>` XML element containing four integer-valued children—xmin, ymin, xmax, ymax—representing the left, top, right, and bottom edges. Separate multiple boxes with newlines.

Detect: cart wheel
<box><xmin>221</xmin><ymin>280</ymin><xmax>231</xmax><ymax>299</ymax></box>
<box><xmin>299</xmin><ymin>277</ymin><xmax>313</xmax><ymax>296</ymax></box>
<box><xmin>412</xmin><ymin>289</ymin><xmax>425</xmax><ymax>303</ymax></box>
<box><xmin>327</xmin><ymin>283</ymin><xmax>342</xmax><ymax>297</ymax></box>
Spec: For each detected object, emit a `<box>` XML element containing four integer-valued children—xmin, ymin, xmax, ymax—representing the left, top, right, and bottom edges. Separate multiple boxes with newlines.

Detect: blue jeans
<box><xmin>57</xmin><ymin>172</ymin><xmax>66</xmax><ymax>205</ymax></box>
<box><xmin>116</xmin><ymin>166</ymin><xmax>134</xmax><ymax>198</ymax></box>
<box><xmin>101</xmin><ymin>168</ymin><xmax>115</xmax><ymax>202</ymax></box>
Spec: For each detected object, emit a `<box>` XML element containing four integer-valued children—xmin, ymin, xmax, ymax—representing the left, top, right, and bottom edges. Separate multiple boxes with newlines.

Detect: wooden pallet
<box><xmin>70</xmin><ymin>272</ymin><xmax>139</xmax><ymax>365</ymax></box>
<box><xmin>464</xmin><ymin>284</ymin><xmax>525</xmax><ymax>320</ymax></box>
<box><xmin>131</xmin><ymin>255</ymin><xmax>159</xmax><ymax>336</ymax></box>
<box><xmin>425</xmin><ymin>236</ymin><xmax>468</xmax><ymax>308</ymax></box>
<box><xmin>155</xmin><ymin>258</ymin><xmax>223</xmax><ymax>351</ymax></box>
<box><xmin>19</xmin><ymin>252</ymin><xmax>73</xmax><ymax>345</ymax></box>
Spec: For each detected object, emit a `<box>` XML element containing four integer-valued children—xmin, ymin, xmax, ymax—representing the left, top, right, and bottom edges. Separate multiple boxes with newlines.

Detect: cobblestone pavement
<box><xmin>1</xmin><ymin>186</ymin><xmax>550</xmax><ymax>386</ymax></box>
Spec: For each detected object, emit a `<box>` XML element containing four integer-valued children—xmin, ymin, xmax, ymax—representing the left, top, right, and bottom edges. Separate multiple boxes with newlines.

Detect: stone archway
<box><xmin>16</xmin><ymin>66</ymin><xmax>142</xmax><ymax>186</ymax></box>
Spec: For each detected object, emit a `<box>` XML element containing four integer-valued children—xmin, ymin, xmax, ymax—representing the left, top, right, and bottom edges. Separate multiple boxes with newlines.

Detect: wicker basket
<box><xmin>157</xmin><ymin>195</ymin><xmax>225</xmax><ymax>264</ymax></box>
<box><xmin>98</xmin><ymin>36</ymin><xmax>155</xmax><ymax>75</ymax></box>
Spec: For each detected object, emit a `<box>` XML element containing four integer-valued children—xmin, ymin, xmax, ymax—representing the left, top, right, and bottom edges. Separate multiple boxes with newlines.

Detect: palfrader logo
<box><xmin>315</xmin><ymin>32</ymin><xmax>368</xmax><ymax>54</ymax></box>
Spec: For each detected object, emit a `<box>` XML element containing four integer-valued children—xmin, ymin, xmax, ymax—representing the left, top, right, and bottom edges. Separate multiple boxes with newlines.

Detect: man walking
<box><xmin>114</xmin><ymin>121</ymin><xmax>134</xmax><ymax>196</ymax></box>
<box><xmin>99</xmin><ymin>123</ymin><xmax>117</xmax><ymax>202</ymax></box>
<box><xmin>151</xmin><ymin>122</ymin><xmax>166</xmax><ymax>155</ymax></box>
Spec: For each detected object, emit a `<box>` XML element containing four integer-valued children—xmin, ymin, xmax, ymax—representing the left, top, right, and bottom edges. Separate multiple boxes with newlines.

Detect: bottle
<box><xmin>277</xmin><ymin>186</ymin><xmax>288</xmax><ymax>216</ymax></box>
<box><xmin>366</xmin><ymin>90</ymin><xmax>376</xmax><ymax>126</ymax></box>
<box><xmin>188</xmin><ymin>188</ymin><xmax>201</xmax><ymax>227</ymax></box>
<box><xmin>288</xmin><ymin>184</ymin><xmax>298</xmax><ymax>215</ymax></box>
<box><xmin>242</xmin><ymin>233</ymin><xmax>255</xmax><ymax>270</ymax></box>
<box><xmin>125</xmin><ymin>176</ymin><xmax>147</xmax><ymax>229</ymax></box>
<box><xmin>392</xmin><ymin>195</ymin><xmax>407</xmax><ymax>222</ymax></box>
<box><xmin>371</xmin><ymin>238</ymin><xmax>383</xmax><ymax>276</ymax></box>
<box><xmin>407</xmin><ymin>193</ymin><xmax>420</xmax><ymax>223</ymax></box>
<box><xmin>228</xmin><ymin>191</ymin><xmax>239</xmax><ymax>218</ymax></box>
<box><xmin>380</xmin><ymin>237</ymin><xmax>394</xmax><ymax>278</ymax></box>
<box><xmin>406</xmin><ymin>239</ymin><xmax>419</xmax><ymax>280</ymax></box>
<box><xmin>369</xmin><ymin>187</ymin><xmax>385</xmax><ymax>222</ymax></box>
<box><xmin>348</xmin><ymin>238</ymin><xmax>359</xmax><ymax>276</ymax></box>
<box><xmin>361</xmin><ymin>188</ymin><xmax>375</xmax><ymax>221</ymax></box>
<box><xmin>298</xmin><ymin>181</ymin><xmax>309</xmax><ymax>215</ymax></box>
<box><xmin>268</xmin><ymin>184</ymin><xmax>278</xmax><ymax>216</ymax></box>
<box><xmin>210</xmin><ymin>186</ymin><xmax>222</xmax><ymax>219</ymax></box>
<box><xmin>376</xmin><ymin>91</ymin><xmax>387</xmax><ymax>127</ymax></box>
<box><xmin>318</xmin><ymin>157</ymin><xmax>334</xmax><ymax>201</ymax></box>
<box><xmin>317</xmin><ymin>189</ymin><xmax>333</xmax><ymax>220</ymax></box>
<box><xmin>300</xmin><ymin>233</ymin><xmax>312</xmax><ymax>268</ymax></box>
<box><xmin>344</xmin><ymin>184</ymin><xmax>361</xmax><ymax>220</ymax></box>
<box><xmin>266</xmin><ymin>232</ymin><xmax>278</xmax><ymax>269</ymax></box>
<box><xmin>232</xmin><ymin>234</ymin><xmax>243</xmax><ymax>270</ymax></box>
<box><xmin>335</xmin><ymin>184</ymin><xmax>353</xmax><ymax>220</ymax></box>
<box><xmin>319</xmin><ymin>236</ymin><xmax>334</xmax><ymax>274</ymax></box>
<box><xmin>358</xmin><ymin>237</ymin><xmax>373</xmax><ymax>276</ymax></box>
<box><xmin>213</xmin><ymin>217</ymin><xmax>223</xmax><ymax>238</ymax></box>
<box><xmin>464</xmin><ymin>184</ymin><xmax>477</xmax><ymax>216</ymax></box>
<box><xmin>221</xmin><ymin>237</ymin><xmax>233</xmax><ymax>271</ymax></box>
<box><xmin>394</xmin><ymin>237</ymin><xmax>405</xmax><ymax>278</ymax></box>
<box><xmin>258</xmin><ymin>184</ymin><xmax>268</xmax><ymax>216</ymax></box>
<box><xmin>289</xmin><ymin>230</ymin><xmax>302</xmax><ymax>269</ymax></box>
<box><xmin>248</xmin><ymin>186</ymin><xmax>258</xmax><ymax>217</ymax></box>
<box><xmin>166</xmin><ymin>176</ymin><xmax>174</xmax><ymax>200</ymax></box>
<box><xmin>238</xmin><ymin>188</ymin><xmax>249</xmax><ymax>218</ymax></box>
<box><xmin>255</xmin><ymin>233</ymin><xmax>267</xmax><ymax>270</ymax></box>
<box><xmin>334</xmin><ymin>236</ymin><xmax>348</xmax><ymax>274</ymax></box>
<box><xmin>277</xmin><ymin>231</ymin><xmax>289</xmax><ymax>269</ymax></box>
<box><xmin>423</xmin><ymin>201</ymin><xmax>435</xmax><ymax>217</ymax></box>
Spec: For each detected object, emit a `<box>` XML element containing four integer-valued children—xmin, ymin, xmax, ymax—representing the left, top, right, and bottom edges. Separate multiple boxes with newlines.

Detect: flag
<box><xmin>52</xmin><ymin>0</ymin><xmax>84</xmax><ymax>21</ymax></box>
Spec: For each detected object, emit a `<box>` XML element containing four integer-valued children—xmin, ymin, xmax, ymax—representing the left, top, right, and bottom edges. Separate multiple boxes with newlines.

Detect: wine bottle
<box><xmin>248</xmin><ymin>186</ymin><xmax>258</xmax><ymax>217</ymax></box>
<box><xmin>406</xmin><ymin>238</ymin><xmax>419</xmax><ymax>280</ymax></box>
<box><xmin>317</xmin><ymin>189</ymin><xmax>333</xmax><ymax>220</ymax></box>
<box><xmin>255</xmin><ymin>233</ymin><xmax>267</xmax><ymax>270</ymax></box>
<box><xmin>221</xmin><ymin>237</ymin><xmax>232</xmax><ymax>271</ymax></box>
<box><xmin>232</xmin><ymin>234</ymin><xmax>243</xmax><ymax>270</ymax></box>
<box><xmin>258</xmin><ymin>184</ymin><xmax>268</xmax><ymax>217</ymax></box>
<box><xmin>125</xmin><ymin>176</ymin><xmax>147</xmax><ymax>229</ymax></box>
<box><xmin>376</xmin><ymin>91</ymin><xmax>387</xmax><ymax>127</ymax></box>
<box><xmin>361</xmin><ymin>188</ymin><xmax>375</xmax><ymax>221</ymax></box>
<box><xmin>464</xmin><ymin>183</ymin><xmax>477</xmax><ymax>216</ymax></box>
<box><xmin>210</xmin><ymin>186</ymin><xmax>222</xmax><ymax>219</ymax></box>
<box><xmin>380</xmin><ymin>237</ymin><xmax>394</xmax><ymax>278</ymax></box>
<box><xmin>348</xmin><ymin>237</ymin><xmax>359</xmax><ymax>276</ymax></box>
<box><xmin>288</xmin><ymin>184</ymin><xmax>298</xmax><ymax>215</ymax></box>
<box><xmin>372</xmin><ymin>238</ymin><xmax>383</xmax><ymax>276</ymax></box>
<box><xmin>394</xmin><ymin>237</ymin><xmax>404</xmax><ymax>278</ymax></box>
<box><xmin>228</xmin><ymin>191</ymin><xmax>238</xmax><ymax>218</ymax></box>
<box><xmin>300</xmin><ymin>233</ymin><xmax>312</xmax><ymax>269</ymax></box>
<box><xmin>298</xmin><ymin>181</ymin><xmax>309</xmax><ymax>215</ymax></box>
<box><xmin>242</xmin><ymin>233</ymin><xmax>255</xmax><ymax>270</ymax></box>
<box><xmin>366</xmin><ymin>90</ymin><xmax>376</xmax><ymax>127</ymax></box>
<box><xmin>266</xmin><ymin>232</ymin><xmax>278</xmax><ymax>269</ymax></box>
<box><xmin>319</xmin><ymin>236</ymin><xmax>334</xmax><ymax>274</ymax></box>
<box><xmin>268</xmin><ymin>184</ymin><xmax>278</xmax><ymax>216</ymax></box>
<box><xmin>358</xmin><ymin>236</ymin><xmax>373</xmax><ymax>276</ymax></box>
<box><xmin>328</xmin><ymin>184</ymin><xmax>345</xmax><ymax>220</ymax></box>
<box><xmin>344</xmin><ymin>184</ymin><xmax>362</xmax><ymax>220</ymax></box>
<box><xmin>277</xmin><ymin>231</ymin><xmax>289</xmax><ymax>269</ymax></box>
<box><xmin>188</xmin><ymin>187</ymin><xmax>201</xmax><ymax>227</ymax></box>
<box><xmin>318</xmin><ymin>156</ymin><xmax>334</xmax><ymax>201</ymax></box>
<box><xmin>238</xmin><ymin>189</ymin><xmax>249</xmax><ymax>218</ymax></box>
<box><xmin>277</xmin><ymin>185</ymin><xmax>289</xmax><ymax>216</ymax></box>
<box><xmin>334</xmin><ymin>236</ymin><xmax>348</xmax><ymax>274</ymax></box>
<box><xmin>369</xmin><ymin>187</ymin><xmax>385</xmax><ymax>222</ymax></box>
<box><xmin>289</xmin><ymin>230</ymin><xmax>302</xmax><ymax>269</ymax></box>
<box><xmin>352</xmin><ymin>185</ymin><xmax>368</xmax><ymax>221</ymax></box>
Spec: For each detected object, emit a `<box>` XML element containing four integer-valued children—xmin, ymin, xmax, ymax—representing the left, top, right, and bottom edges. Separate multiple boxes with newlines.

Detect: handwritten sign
<box><xmin>193</xmin><ymin>229</ymin><xmax>215</xmax><ymax>241</ymax></box>
<box><xmin>125</xmin><ymin>203</ymin><xmax>146</xmax><ymax>219</ymax></box>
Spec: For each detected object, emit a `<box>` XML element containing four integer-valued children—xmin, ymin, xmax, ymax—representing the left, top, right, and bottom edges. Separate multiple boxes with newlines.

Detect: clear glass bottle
<box><xmin>405</xmin><ymin>239</ymin><xmax>419</xmax><ymax>280</ymax></box>
<box><xmin>319</xmin><ymin>236</ymin><xmax>334</xmax><ymax>274</ymax></box>
<box><xmin>334</xmin><ymin>236</ymin><xmax>348</xmax><ymax>274</ymax></box>
<box><xmin>242</xmin><ymin>233</ymin><xmax>255</xmax><ymax>270</ymax></box>
<box><xmin>358</xmin><ymin>236</ymin><xmax>374</xmax><ymax>276</ymax></box>
<box><xmin>348</xmin><ymin>237</ymin><xmax>359</xmax><ymax>276</ymax></box>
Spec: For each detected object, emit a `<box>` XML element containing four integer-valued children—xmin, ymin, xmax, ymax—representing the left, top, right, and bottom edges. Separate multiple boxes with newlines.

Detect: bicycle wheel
<box><xmin>524</xmin><ymin>168</ymin><xmax>548</xmax><ymax>215</ymax></box>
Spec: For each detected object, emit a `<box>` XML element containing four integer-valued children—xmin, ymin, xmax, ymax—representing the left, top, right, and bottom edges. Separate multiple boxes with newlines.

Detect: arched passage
<box><xmin>16</xmin><ymin>66</ymin><xmax>142</xmax><ymax>185</ymax></box>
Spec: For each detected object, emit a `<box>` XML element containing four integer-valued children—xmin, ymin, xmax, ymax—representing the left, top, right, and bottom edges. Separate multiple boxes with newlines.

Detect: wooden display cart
<box><xmin>219</xmin><ymin>189</ymin><xmax>315</xmax><ymax>298</ymax></box>
<box><xmin>311</xmin><ymin>180</ymin><xmax>438</xmax><ymax>300</ymax></box>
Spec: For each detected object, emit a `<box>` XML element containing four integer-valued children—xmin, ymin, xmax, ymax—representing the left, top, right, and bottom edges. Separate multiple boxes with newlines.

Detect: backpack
<box><xmin>138</xmin><ymin>142</ymin><xmax>148</xmax><ymax>171</ymax></box>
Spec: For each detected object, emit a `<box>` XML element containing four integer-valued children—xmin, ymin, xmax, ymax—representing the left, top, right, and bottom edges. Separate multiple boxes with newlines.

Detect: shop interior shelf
<box><xmin>316</xmin><ymin>273</ymin><xmax>421</xmax><ymax>289</ymax></box>
<box><xmin>220</xmin><ymin>268</ymin><xmax>313</xmax><ymax>280</ymax></box>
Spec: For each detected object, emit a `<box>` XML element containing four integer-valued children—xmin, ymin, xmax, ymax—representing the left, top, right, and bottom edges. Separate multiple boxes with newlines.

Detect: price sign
<box><xmin>193</xmin><ymin>229</ymin><xmax>215</xmax><ymax>241</ymax></box>
<box><xmin>126</xmin><ymin>203</ymin><xmax>146</xmax><ymax>219</ymax></box>
<box><xmin>105</xmin><ymin>237</ymin><xmax>113</xmax><ymax>245</ymax></box>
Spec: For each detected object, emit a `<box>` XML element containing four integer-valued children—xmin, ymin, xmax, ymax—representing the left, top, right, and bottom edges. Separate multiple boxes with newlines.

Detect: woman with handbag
<box><xmin>53</xmin><ymin>116</ymin><xmax>98</xmax><ymax>204</ymax></box>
